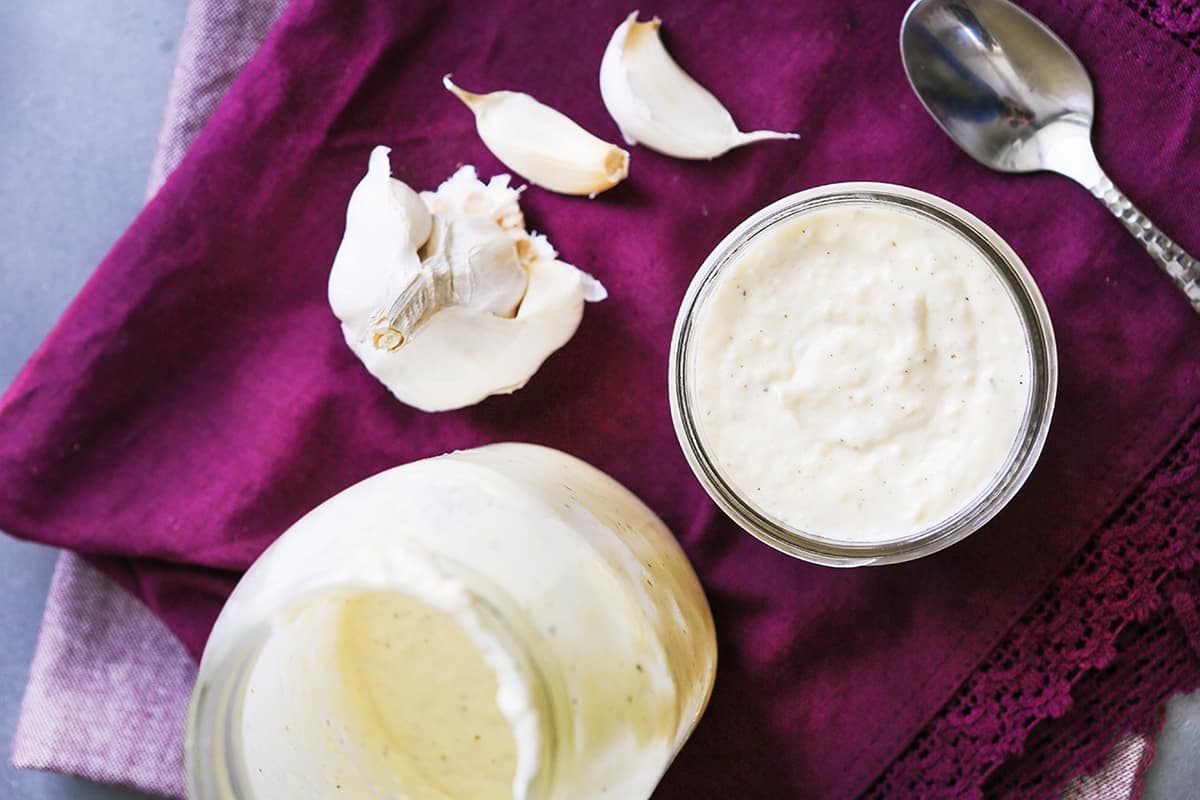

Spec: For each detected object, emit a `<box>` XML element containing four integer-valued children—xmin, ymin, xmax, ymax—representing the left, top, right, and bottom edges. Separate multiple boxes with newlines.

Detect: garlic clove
<box><xmin>599</xmin><ymin>12</ymin><xmax>798</xmax><ymax>160</ymax></box>
<box><xmin>361</xmin><ymin>145</ymin><xmax>432</xmax><ymax>250</ymax></box>
<box><xmin>330</xmin><ymin>146</ymin><xmax>430</xmax><ymax>342</ymax></box>
<box><xmin>444</xmin><ymin>75</ymin><xmax>630</xmax><ymax>196</ymax></box>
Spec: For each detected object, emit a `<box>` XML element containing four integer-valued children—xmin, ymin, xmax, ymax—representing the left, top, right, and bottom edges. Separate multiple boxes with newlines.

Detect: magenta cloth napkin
<box><xmin>1</xmin><ymin>1</ymin><xmax>1198</xmax><ymax>798</ymax></box>
<box><xmin>14</xmin><ymin>3</ymin><xmax>1190</xmax><ymax>799</ymax></box>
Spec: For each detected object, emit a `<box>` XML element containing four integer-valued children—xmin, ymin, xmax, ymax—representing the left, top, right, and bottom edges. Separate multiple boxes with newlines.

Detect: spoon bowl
<box><xmin>901</xmin><ymin>0</ymin><xmax>1200</xmax><ymax>310</ymax></box>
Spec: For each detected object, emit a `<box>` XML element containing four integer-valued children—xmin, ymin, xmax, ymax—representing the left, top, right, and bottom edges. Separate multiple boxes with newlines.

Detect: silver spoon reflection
<box><xmin>901</xmin><ymin>0</ymin><xmax>1200</xmax><ymax>312</ymax></box>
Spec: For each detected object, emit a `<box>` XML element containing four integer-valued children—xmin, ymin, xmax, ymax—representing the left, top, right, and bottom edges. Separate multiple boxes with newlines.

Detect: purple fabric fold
<box><xmin>2</xmin><ymin>1</ymin><xmax>1198</xmax><ymax>798</ymax></box>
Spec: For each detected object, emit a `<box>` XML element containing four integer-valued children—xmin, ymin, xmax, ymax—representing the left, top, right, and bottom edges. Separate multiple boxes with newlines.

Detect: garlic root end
<box><xmin>442</xmin><ymin>74</ymin><xmax>483</xmax><ymax>106</ymax></box>
<box><xmin>732</xmin><ymin>130</ymin><xmax>801</xmax><ymax>147</ymax></box>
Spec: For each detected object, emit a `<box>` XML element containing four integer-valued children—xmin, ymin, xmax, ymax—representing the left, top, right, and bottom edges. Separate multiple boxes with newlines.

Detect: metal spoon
<box><xmin>900</xmin><ymin>0</ymin><xmax>1200</xmax><ymax>312</ymax></box>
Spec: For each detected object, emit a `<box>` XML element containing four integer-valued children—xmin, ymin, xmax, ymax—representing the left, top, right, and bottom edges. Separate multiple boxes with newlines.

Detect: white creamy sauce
<box><xmin>692</xmin><ymin>205</ymin><xmax>1029</xmax><ymax>542</ymax></box>
<box><xmin>204</xmin><ymin>444</ymin><xmax>716</xmax><ymax>799</ymax></box>
<box><xmin>241</xmin><ymin>590</ymin><xmax>524</xmax><ymax>800</ymax></box>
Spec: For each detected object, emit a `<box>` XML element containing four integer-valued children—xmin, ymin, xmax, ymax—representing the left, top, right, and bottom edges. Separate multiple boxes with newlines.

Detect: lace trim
<box><xmin>1124</xmin><ymin>0</ymin><xmax>1200</xmax><ymax>49</ymax></box>
<box><xmin>987</xmin><ymin>581</ymin><xmax>1199</xmax><ymax>797</ymax></box>
<box><xmin>864</xmin><ymin>415</ymin><xmax>1200</xmax><ymax>799</ymax></box>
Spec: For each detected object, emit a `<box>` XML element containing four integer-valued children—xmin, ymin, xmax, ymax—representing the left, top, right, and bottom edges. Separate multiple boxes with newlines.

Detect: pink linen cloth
<box><xmin>11</xmin><ymin>556</ymin><xmax>195</xmax><ymax>797</ymax></box>
<box><xmin>2</xmin><ymin>1</ymin><xmax>1200</xmax><ymax>800</ymax></box>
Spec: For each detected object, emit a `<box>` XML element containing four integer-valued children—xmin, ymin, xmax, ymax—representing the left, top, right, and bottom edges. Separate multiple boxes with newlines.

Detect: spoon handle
<box><xmin>1089</xmin><ymin>174</ymin><xmax>1200</xmax><ymax>313</ymax></box>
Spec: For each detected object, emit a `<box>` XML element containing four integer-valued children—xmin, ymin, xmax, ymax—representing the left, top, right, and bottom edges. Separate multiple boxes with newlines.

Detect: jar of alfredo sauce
<box><xmin>671</xmin><ymin>183</ymin><xmax>1057</xmax><ymax>566</ymax></box>
<box><xmin>186</xmin><ymin>444</ymin><xmax>717</xmax><ymax>799</ymax></box>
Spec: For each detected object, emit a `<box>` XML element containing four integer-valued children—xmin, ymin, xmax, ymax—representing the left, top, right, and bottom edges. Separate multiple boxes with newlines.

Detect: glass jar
<box><xmin>669</xmin><ymin>183</ymin><xmax>1057</xmax><ymax>567</ymax></box>
<box><xmin>186</xmin><ymin>443</ymin><xmax>717</xmax><ymax>800</ymax></box>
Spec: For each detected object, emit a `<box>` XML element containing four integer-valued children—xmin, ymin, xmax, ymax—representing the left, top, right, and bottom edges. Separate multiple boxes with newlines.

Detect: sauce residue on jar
<box><xmin>241</xmin><ymin>590</ymin><xmax>521</xmax><ymax>800</ymax></box>
<box><xmin>692</xmin><ymin>204</ymin><xmax>1030</xmax><ymax>543</ymax></box>
<box><xmin>199</xmin><ymin>444</ymin><xmax>717</xmax><ymax>800</ymax></box>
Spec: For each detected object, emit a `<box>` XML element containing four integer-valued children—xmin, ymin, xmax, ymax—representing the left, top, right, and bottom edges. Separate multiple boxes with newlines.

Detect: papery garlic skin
<box><xmin>599</xmin><ymin>12</ymin><xmax>798</xmax><ymax>159</ymax></box>
<box><xmin>329</xmin><ymin>148</ymin><xmax>606</xmax><ymax>412</ymax></box>
<box><xmin>444</xmin><ymin>76</ymin><xmax>630</xmax><ymax>196</ymax></box>
<box><xmin>352</xmin><ymin>258</ymin><xmax>595</xmax><ymax>411</ymax></box>
<box><xmin>421</xmin><ymin>214</ymin><xmax>527</xmax><ymax>317</ymax></box>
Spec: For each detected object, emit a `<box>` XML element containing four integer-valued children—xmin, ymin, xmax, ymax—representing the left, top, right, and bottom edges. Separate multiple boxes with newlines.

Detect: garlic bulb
<box><xmin>599</xmin><ymin>12</ymin><xmax>798</xmax><ymax>159</ymax></box>
<box><xmin>328</xmin><ymin>147</ymin><xmax>606</xmax><ymax>412</ymax></box>
<box><xmin>444</xmin><ymin>75</ymin><xmax>629</xmax><ymax>196</ymax></box>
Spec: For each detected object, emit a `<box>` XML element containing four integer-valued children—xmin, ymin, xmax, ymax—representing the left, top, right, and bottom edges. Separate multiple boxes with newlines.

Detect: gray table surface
<box><xmin>1</xmin><ymin>4</ymin><xmax>187</xmax><ymax>799</ymax></box>
<box><xmin>0</xmin><ymin>2</ymin><xmax>1197</xmax><ymax>799</ymax></box>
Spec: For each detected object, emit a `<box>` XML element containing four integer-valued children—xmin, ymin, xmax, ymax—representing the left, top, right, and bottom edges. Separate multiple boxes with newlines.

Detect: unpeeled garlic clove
<box><xmin>599</xmin><ymin>12</ymin><xmax>798</xmax><ymax>160</ymax></box>
<box><xmin>363</xmin><ymin>145</ymin><xmax>432</xmax><ymax>251</ymax></box>
<box><xmin>444</xmin><ymin>75</ymin><xmax>629</xmax><ymax>197</ymax></box>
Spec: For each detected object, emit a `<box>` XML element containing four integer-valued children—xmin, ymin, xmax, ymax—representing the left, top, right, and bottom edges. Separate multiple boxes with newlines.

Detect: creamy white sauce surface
<box><xmin>692</xmin><ymin>204</ymin><xmax>1030</xmax><ymax>542</ymax></box>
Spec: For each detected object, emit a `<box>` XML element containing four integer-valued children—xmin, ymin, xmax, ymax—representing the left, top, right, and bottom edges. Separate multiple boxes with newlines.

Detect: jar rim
<box><xmin>668</xmin><ymin>182</ymin><xmax>1058</xmax><ymax>567</ymax></box>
